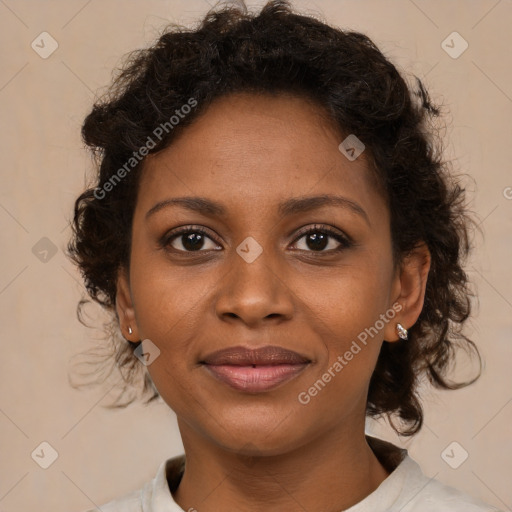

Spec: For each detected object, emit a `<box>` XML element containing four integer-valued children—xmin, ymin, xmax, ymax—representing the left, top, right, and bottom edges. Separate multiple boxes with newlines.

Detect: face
<box><xmin>117</xmin><ymin>92</ymin><xmax>426</xmax><ymax>455</ymax></box>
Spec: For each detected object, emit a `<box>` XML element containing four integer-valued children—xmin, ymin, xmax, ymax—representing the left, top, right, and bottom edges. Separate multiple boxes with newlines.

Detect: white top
<box><xmin>84</xmin><ymin>436</ymin><xmax>502</xmax><ymax>512</ymax></box>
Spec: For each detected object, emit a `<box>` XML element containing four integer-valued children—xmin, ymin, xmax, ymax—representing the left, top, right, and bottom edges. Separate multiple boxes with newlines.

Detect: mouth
<box><xmin>200</xmin><ymin>345</ymin><xmax>311</xmax><ymax>393</ymax></box>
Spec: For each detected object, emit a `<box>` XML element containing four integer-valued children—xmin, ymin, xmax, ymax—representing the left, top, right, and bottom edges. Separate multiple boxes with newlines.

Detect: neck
<box><xmin>172</xmin><ymin>422</ymin><xmax>390</xmax><ymax>512</ymax></box>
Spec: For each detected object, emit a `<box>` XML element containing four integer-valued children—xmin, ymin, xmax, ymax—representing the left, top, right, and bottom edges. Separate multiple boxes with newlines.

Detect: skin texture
<box><xmin>116</xmin><ymin>92</ymin><xmax>431</xmax><ymax>512</ymax></box>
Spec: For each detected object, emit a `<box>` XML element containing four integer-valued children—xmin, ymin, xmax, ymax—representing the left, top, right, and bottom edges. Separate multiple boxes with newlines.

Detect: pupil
<box><xmin>307</xmin><ymin>233</ymin><xmax>327</xmax><ymax>251</ymax></box>
<box><xmin>183</xmin><ymin>233</ymin><xmax>204</xmax><ymax>251</ymax></box>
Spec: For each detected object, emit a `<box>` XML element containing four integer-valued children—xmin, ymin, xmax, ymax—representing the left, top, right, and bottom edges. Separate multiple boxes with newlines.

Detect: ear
<box><xmin>383</xmin><ymin>242</ymin><xmax>431</xmax><ymax>343</ymax></box>
<box><xmin>115</xmin><ymin>265</ymin><xmax>140</xmax><ymax>341</ymax></box>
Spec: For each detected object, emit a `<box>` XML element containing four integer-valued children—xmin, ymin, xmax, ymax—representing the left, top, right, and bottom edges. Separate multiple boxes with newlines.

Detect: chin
<box><xmin>206</xmin><ymin>410</ymin><xmax>312</xmax><ymax>456</ymax></box>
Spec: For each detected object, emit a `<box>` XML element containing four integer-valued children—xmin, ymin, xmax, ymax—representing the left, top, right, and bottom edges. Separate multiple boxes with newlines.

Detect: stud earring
<box><xmin>396</xmin><ymin>323</ymin><xmax>408</xmax><ymax>340</ymax></box>
<box><xmin>128</xmin><ymin>326</ymin><xmax>133</xmax><ymax>335</ymax></box>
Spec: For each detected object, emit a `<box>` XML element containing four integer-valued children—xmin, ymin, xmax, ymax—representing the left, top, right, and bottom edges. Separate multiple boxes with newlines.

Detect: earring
<box><xmin>396</xmin><ymin>323</ymin><xmax>408</xmax><ymax>340</ymax></box>
<box><xmin>128</xmin><ymin>326</ymin><xmax>133</xmax><ymax>335</ymax></box>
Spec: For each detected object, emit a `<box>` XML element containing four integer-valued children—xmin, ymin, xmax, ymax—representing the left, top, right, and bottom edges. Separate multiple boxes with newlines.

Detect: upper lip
<box><xmin>201</xmin><ymin>345</ymin><xmax>311</xmax><ymax>366</ymax></box>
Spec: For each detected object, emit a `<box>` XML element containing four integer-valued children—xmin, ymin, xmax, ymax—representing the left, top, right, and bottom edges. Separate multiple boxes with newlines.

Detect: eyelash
<box><xmin>160</xmin><ymin>224</ymin><xmax>353</xmax><ymax>254</ymax></box>
<box><xmin>291</xmin><ymin>224</ymin><xmax>353</xmax><ymax>253</ymax></box>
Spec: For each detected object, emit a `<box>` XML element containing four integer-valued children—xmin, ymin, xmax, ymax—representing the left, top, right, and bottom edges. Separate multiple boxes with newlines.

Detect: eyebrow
<box><xmin>145</xmin><ymin>194</ymin><xmax>370</xmax><ymax>226</ymax></box>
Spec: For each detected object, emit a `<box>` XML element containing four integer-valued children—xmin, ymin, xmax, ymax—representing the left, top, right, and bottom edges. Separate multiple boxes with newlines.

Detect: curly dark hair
<box><xmin>67</xmin><ymin>0</ymin><xmax>481</xmax><ymax>435</ymax></box>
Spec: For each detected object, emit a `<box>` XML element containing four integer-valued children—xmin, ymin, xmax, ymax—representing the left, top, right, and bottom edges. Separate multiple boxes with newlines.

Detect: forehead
<box><xmin>137</xmin><ymin>92</ymin><xmax>386</xmax><ymax>223</ymax></box>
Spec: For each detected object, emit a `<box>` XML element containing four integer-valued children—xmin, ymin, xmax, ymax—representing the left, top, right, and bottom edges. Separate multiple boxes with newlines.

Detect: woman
<box><xmin>68</xmin><ymin>1</ymin><xmax>501</xmax><ymax>510</ymax></box>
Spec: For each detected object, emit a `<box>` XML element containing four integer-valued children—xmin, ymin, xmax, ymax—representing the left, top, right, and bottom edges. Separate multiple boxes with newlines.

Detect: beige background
<box><xmin>0</xmin><ymin>0</ymin><xmax>511</xmax><ymax>511</ymax></box>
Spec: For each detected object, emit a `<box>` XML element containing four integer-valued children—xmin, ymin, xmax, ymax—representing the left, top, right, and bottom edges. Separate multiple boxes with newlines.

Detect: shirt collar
<box><xmin>144</xmin><ymin>435</ymin><xmax>417</xmax><ymax>511</ymax></box>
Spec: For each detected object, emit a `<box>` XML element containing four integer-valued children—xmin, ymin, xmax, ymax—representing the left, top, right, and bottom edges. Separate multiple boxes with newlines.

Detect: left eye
<box><xmin>291</xmin><ymin>227</ymin><xmax>350</xmax><ymax>252</ymax></box>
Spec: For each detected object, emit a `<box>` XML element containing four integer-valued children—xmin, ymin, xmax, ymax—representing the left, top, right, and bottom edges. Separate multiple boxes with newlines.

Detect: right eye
<box><xmin>161</xmin><ymin>226</ymin><xmax>222</xmax><ymax>253</ymax></box>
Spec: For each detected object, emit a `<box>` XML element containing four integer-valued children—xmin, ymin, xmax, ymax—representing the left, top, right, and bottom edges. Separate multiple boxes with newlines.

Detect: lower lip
<box><xmin>203</xmin><ymin>364</ymin><xmax>308</xmax><ymax>393</ymax></box>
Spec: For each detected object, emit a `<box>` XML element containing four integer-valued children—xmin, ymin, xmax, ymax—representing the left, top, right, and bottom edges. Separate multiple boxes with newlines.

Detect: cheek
<box><xmin>131</xmin><ymin>287</ymin><xmax>201</xmax><ymax>416</ymax></box>
<box><xmin>304</xmin><ymin>259</ymin><xmax>393</xmax><ymax>383</ymax></box>
<box><xmin>128</xmin><ymin>250</ymin><xmax>224</xmax><ymax>410</ymax></box>
<box><xmin>129</xmin><ymin>259</ymin><xmax>201</xmax><ymax>364</ymax></box>
<box><xmin>130</xmin><ymin>243</ymin><xmax>209</xmax><ymax>338</ymax></box>
<box><xmin>307</xmin><ymin>259</ymin><xmax>393</xmax><ymax>335</ymax></box>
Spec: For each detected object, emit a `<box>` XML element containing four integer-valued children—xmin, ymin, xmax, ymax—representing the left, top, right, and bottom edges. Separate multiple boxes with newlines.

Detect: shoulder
<box><xmin>79</xmin><ymin>455</ymin><xmax>185</xmax><ymax>512</ymax></box>
<box><xmin>80</xmin><ymin>489</ymin><xmax>142</xmax><ymax>512</ymax></box>
<box><xmin>396</xmin><ymin>457</ymin><xmax>502</xmax><ymax>512</ymax></box>
<box><xmin>81</xmin><ymin>489</ymin><xmax>142</xmax><ymax>512</ymax></box>
<box><xmin>366</xmin><ymin>436</ymin><xmax>502</xmax><ymax>512</ymax></box>
<box><xmin>403</xmin><ymin>479</ymin><xmax>502</xmax><ymax>512</ymax></box>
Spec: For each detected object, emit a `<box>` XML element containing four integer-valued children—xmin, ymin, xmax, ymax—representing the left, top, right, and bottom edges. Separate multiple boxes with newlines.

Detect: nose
<box><xmin>213</xmin><ymin>244</ymin><xmax>295</xmax><ymax>328</ymax></box>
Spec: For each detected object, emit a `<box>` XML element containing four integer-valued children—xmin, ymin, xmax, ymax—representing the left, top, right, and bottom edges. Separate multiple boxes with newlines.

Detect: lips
<box><xmin>201</xmin><ymin>345</ymin><xmax>311</xmax><ymax>393</ymax></box>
